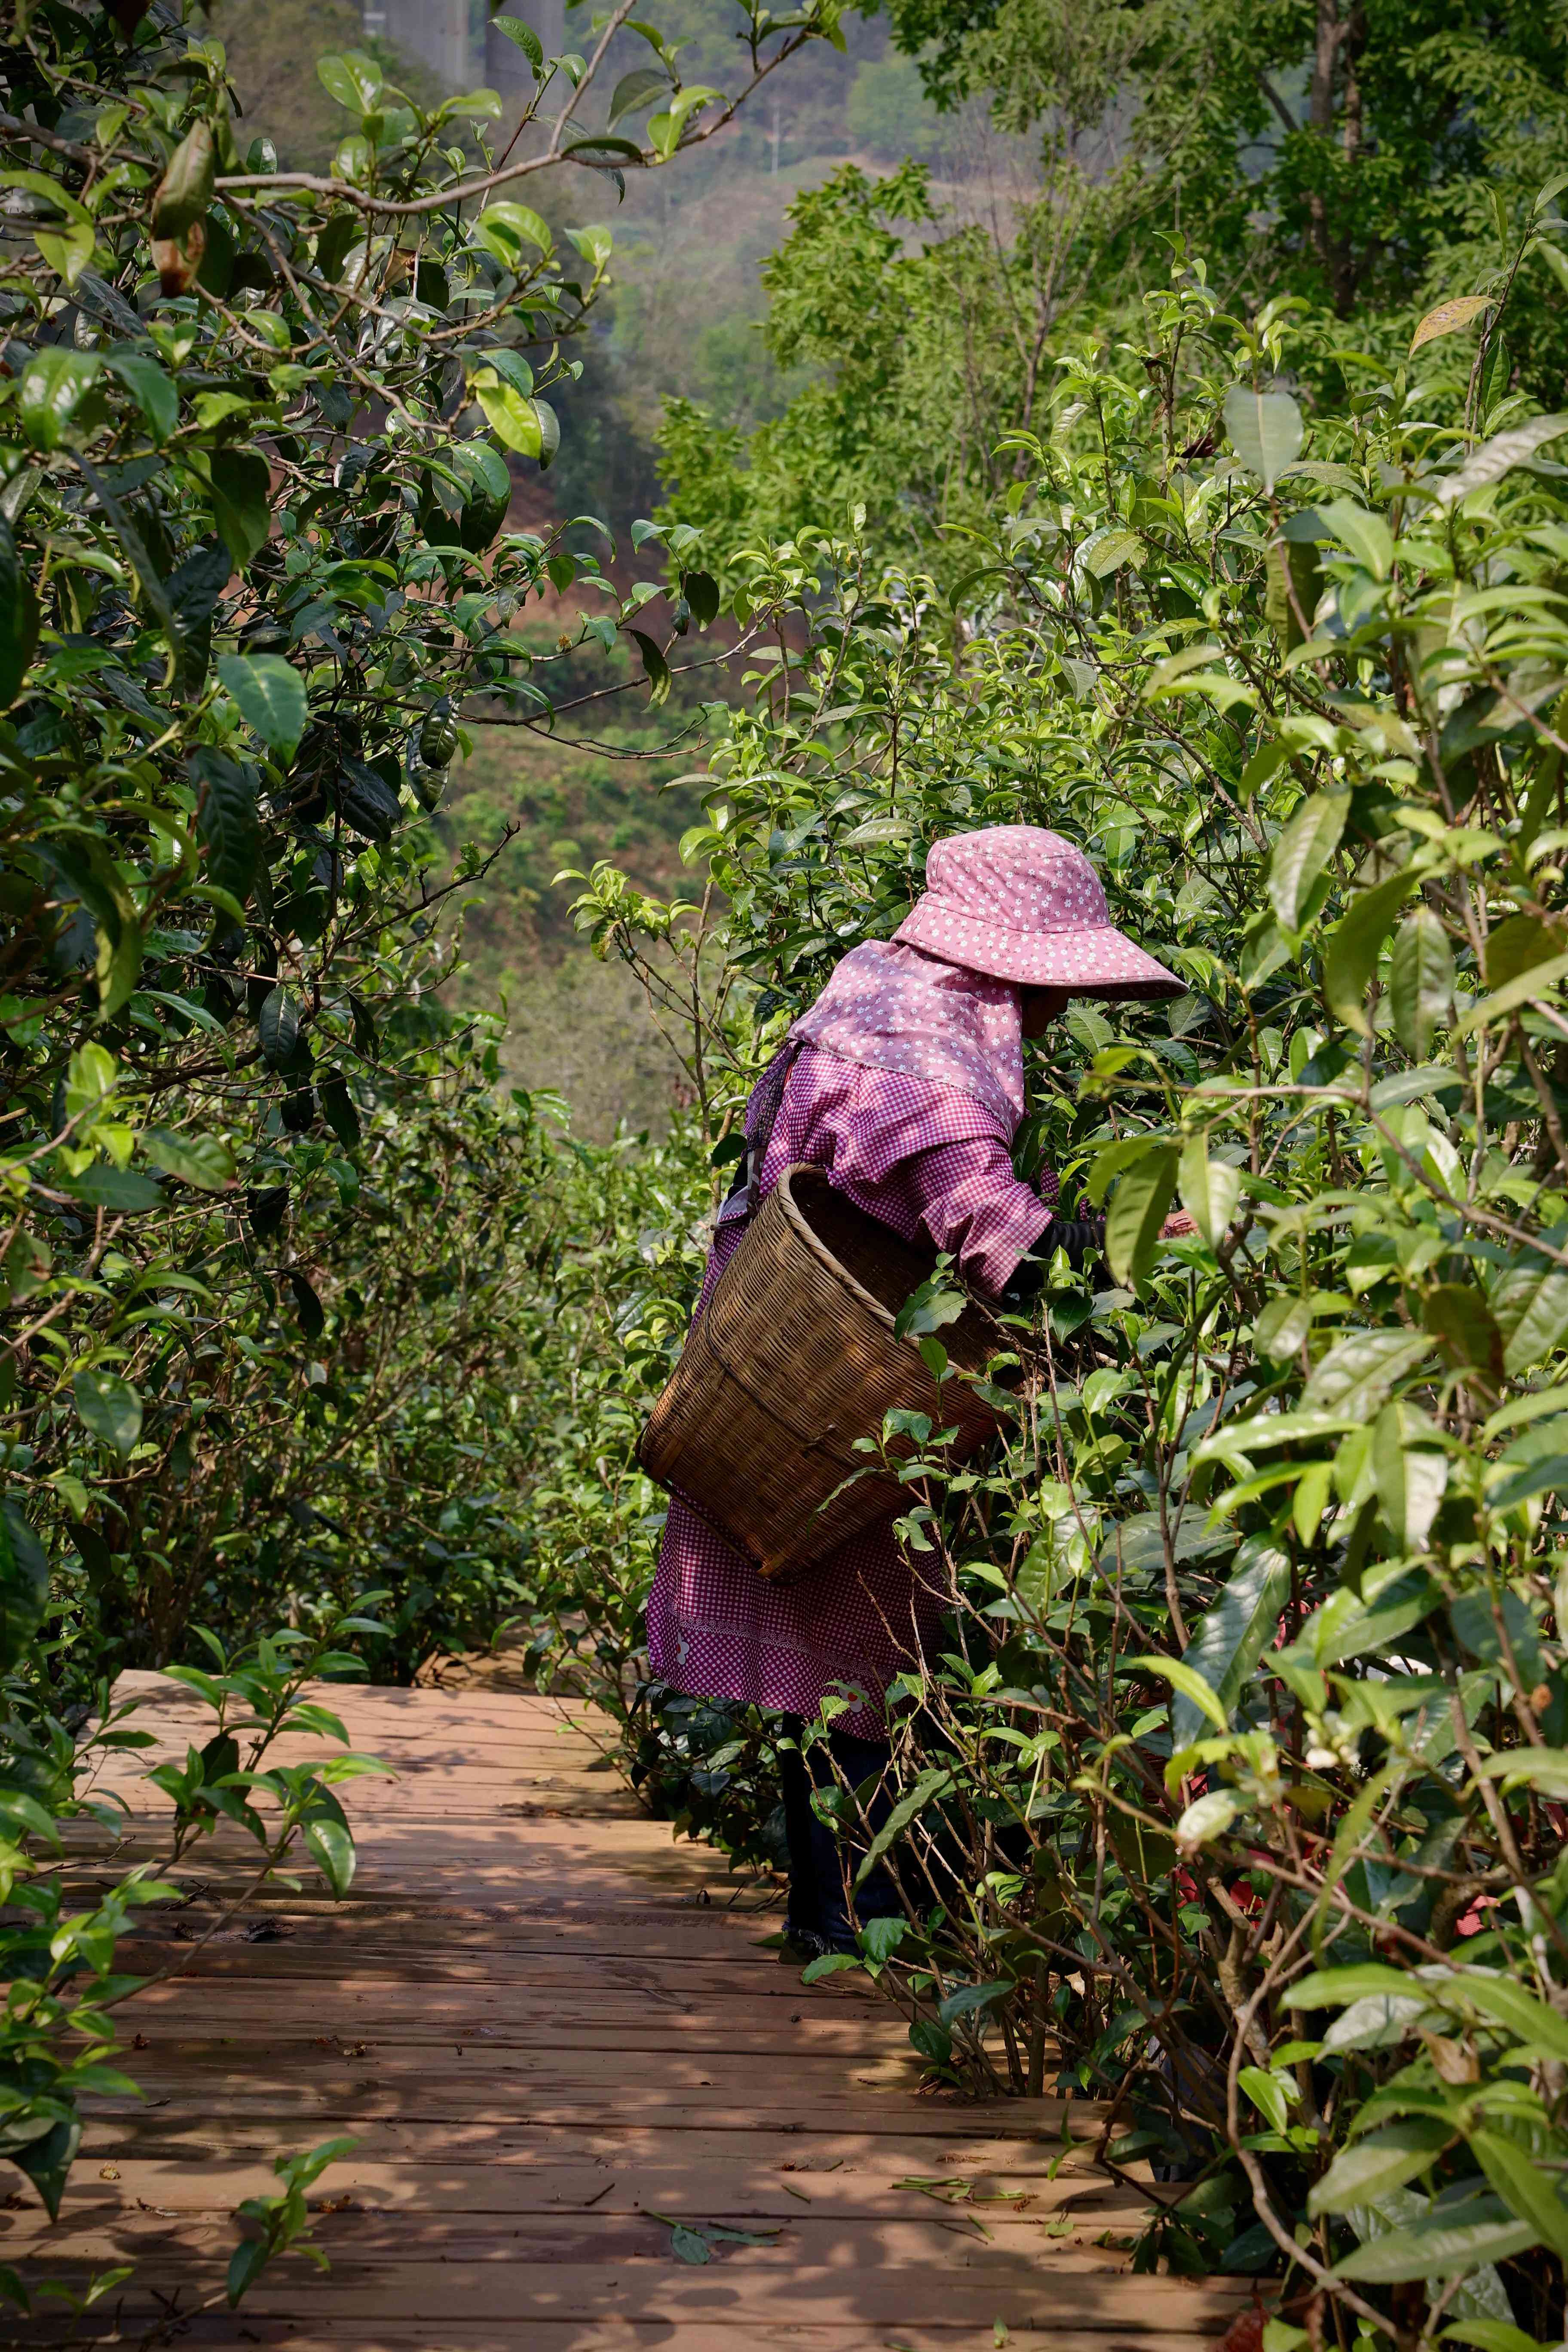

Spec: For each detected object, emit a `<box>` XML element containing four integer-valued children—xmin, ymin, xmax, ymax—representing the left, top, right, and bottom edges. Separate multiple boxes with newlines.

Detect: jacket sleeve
<box><xmin>840</xmin><ymin>1130</ymin><xmax>1054</xmax><ymax>1299</ymax></box>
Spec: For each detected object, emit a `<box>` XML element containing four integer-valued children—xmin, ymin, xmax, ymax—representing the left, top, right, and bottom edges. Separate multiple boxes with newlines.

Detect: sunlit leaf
<box><xmin>1222</xmin><ymin>386</ymin><xmax>1303</xmax><ymax>491</ymax></box>
<box><xmin>1410</xmin><ymin>295</ymin><xmax>1492</xmax><ymax>353</ymax></box>
<box><xmin>1438</xmin><ymin>413</ymin><xmax>1568</xmax><ymax>506</ymax></box>
<box><xmin>1268</xmin><ymin>787</ymin><xmax>1350</xmax><ymax>931</ymax></box>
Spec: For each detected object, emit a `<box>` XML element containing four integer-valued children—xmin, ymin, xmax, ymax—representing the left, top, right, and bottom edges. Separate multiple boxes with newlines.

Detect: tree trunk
<box><xmin>1306</xmin><ymin>0</ymin><xmax>1369</xmax><ymax>315</ymax></box>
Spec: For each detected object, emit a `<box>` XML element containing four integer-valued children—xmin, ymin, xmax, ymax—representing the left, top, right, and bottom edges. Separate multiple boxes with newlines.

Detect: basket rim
<box><xmin>775</xmin><ymin>1161</ymin><xmax>920</xmax><ymax>1340</ymax></box>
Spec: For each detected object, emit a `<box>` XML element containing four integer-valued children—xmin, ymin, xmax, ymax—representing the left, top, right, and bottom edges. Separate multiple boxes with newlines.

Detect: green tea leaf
<box><xmin>853</xmin><ymin>1767</ymin><xmax>953</xmax><ymax>1888</ymax></box>
<box><xmin>1268</xmin><ymin>787</ymin><xmax>1351</xmax><ymax>931</ymax></box>
<box><xmin>474</xmin><ymin>372</ymin><xmax>543</xmax><ymax>458</ymax></box>
<box><xmin>1309</xmin><ymin>2119</ymin><xmax>1452</xmax><ymax>2216</ymax></box>
<box><xmin>193</xmin><ymin>748</ymin><xmax>261</xmax><ymax>904</ymax></box>
<box><xmin>141</xmin><ymin>1127</ymin><xmax>237</xmax><ymax>1192</ymax></box>
<box><xmin>490</xmin><ymin>14</ymin><xmax>543</xmax><ymax>67</ymax></box>
<box><xmin>1390</xmin><ymin>907</ymin><xmax>1455</xmax><ymax>1057</ymax></box>
<box><xmin>1178</xmin><ymin>1131</ymin><xmax>1241</xmax><ymax>1248</ymax></box>
<box><xmin>1335</xmin><ymin>2212</ymin><xmax>1537</xmax><ymax>2282</ymax></box>
<box><xmin>317</xmin><ymin>50</ymin><xmax>383</xmax><ymax>112</ymax></box>
<box><xmin>1172</xmin><ymin>1536</ymin><xmax>1292</xmax><ymax>1743</ymax></box>
<box><xmin>257</xmin><ymin>986</ymin><xmax>300</xmax><ymax>1067</ymax></box>
<box><xmin>1439</xmin><ymin>413</ymin><xmax>1568</xmax><ymax>506</ymax></box>
<box><xmin>208</xmin><ymin>448</ymin><xmax>273</xmax><ymax>568</ymax></box>
<box><xmin>1105</xmin><ymin>1141</ymin><xmax>1178</xmax><ymax>1289</ymax></box>
<box><xmin>12</xmin><ymin>2119</ymin><xmax>81</xmax><ymax>2223</ymax></box>
<box><xmin>18</xmin><ymin>349</ymin><xmax>102</xmax><ymax>450</ymax></box>
<box><xmin>1492</xmin><ymin>1262</ymin><xmax>1568</xmax><ymax>1377</ymax></box>
<box><xmin>0</xmin><ymin>1503</ymin><xmax>49</xmax><ymax>1674</ymax></box>
<box><xmin>289</xmin><ymin>1271</ymin><xmax>326</xmax><ymax>1341</ymax></box>
<box><xmin>1302</xmin><ymin>1329</ymin><xmax>1434</xmax><ymax>1417</ymax></box>
<box><xmin>1222</xmin><ymin>386</ymin><xmax>1304</xmax><ymax>492</ymax></box>
<box><xmin>73</xmin><ymin>1367</ymin><xmax>143</xmax><ymax>1458</ymax></box>
<box><xmin>218</xmin><ymin>654</ymin><xmax>307</xmax><ymax>762</ymax></box>
<box><xmin>630</xmin><ymin>628</ymin><xmax>672</xmax><ymax>706</ymax></box>
<box><xmin>104</xmin><ymin>348</ymin><xmax>178</xmax><ymax>441</ymax></box>
<box><xmin>0</xmin><ymin>515</ymin><xmax>40</xmax><ymax>710</ymax></box>
<box><xmin>303</xmin><ymin>1813</ymin><xmax>355</xmax><ymax>1898</ymax></box>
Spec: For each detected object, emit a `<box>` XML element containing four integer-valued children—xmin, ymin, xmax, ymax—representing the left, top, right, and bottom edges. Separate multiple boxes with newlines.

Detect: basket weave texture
<box><xmin>637</xmin><ymin>1164</ymin><xmax>1008</xmax><ymax>1584</ymax></box>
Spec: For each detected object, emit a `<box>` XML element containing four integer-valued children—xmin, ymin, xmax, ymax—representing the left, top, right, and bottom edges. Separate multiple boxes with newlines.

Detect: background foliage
<box><xmin>535</xmin><ymin>187</ymin><xmax>1568</xmax><ymax>2352</ymax></box>
<box><xmin>0</xmin><ymin>0</ymin><xmax>837</xmax><ymax>2313</ymax></box>
<box><xmin>14</xmin><ymin>0</ymin><xmax>1568</xmax><ymax>2344</ymax></box>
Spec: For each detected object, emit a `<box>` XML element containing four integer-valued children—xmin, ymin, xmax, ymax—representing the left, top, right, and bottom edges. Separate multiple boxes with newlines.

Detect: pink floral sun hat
<box><xmin>893</xmin><ymin>825</ymin><xmax>1182</xmax><ymax>1000</ymax></box>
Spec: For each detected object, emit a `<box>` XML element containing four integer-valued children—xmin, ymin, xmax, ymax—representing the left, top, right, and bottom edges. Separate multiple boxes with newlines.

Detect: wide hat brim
<box><xmin>894</xmin><ymin>900</ymin><xmax>1183</xmax><ymax>1000</ymax></box>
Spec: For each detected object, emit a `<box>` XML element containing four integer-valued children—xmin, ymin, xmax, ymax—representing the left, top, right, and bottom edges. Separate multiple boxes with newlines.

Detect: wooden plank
<box><xmin>15</xmin><ymin>2321</ymin><xmax>1234</xmax><ymax>2352</ymax></box>
<box><xmin>77</xmin><ymin>2092</ymin><xmax>1069</xmax><ymax>2135</ymax></box>
<box><xmin>109</xmin><ymin>1944</ymin><xmax>846</xmax><ymax>1986</ymax></box>
<box><xmin>3</xmin><ymin>2213</ymin><xmax>1167</xmax><ymax>2271</ymax></box>
<box><xmin>70</xmin><ymin>2120</ymin><xmax>1107</xmax><ymax>2171</ymax></box>
<box><xmin>104</xmin><ymin>2005</ymin><xmax>921</xmax><ymax>2056</ymax></box>
<box><xmin>8</xmin><ymin>1685</ymin><xmax>1233</xmax><ymax>2350</ymax></box>
<box><xmin>13</xmin><ymin>2155</ymin><xmax>1143</xmax><ymax>2225</ymax></box>
<box><xmin>9</xmin><ymin>2260</ymin><xmax>1245</xmax><ymax>2326</ymax></box>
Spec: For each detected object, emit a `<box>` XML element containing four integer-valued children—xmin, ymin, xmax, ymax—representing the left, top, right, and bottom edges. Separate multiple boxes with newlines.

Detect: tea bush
<box><xmin>0</xmin><ymin>0</ymin><xmax>839</xmax><ymax>2307</ymax></box>
<box><xmin>14</xmin><ymin>4</ymin><xmax>1568</xmax><ymax>2344</ymax></box>
<box><xmin>549</xmin><ymin>218</ymin><xmax>1568</xmax><ymax>2344</ymax></box>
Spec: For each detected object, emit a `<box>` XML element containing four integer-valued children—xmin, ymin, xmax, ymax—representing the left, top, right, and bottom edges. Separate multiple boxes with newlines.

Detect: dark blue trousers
<box><xmin>780</xmin><ymin>1721</ymin><xmax>903</xmax><ymax>1951</ymax></box>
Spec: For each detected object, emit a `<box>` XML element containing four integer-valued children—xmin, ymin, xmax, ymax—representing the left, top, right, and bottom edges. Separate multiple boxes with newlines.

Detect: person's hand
<box><xmin>1161</xmin><ymin>1210</ymin><xmax>1197</xmax><ymax>1240</ymax></box>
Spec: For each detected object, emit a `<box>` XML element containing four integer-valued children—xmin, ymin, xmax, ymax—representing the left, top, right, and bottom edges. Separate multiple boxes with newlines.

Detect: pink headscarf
<box><xmin>790</xmin><ymin>939</ymin><xmax>1023</xmax><ymax>1130</ymax></box>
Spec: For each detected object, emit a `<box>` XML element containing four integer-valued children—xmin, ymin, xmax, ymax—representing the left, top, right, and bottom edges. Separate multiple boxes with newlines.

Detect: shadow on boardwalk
<box><xmin>7</xmin><ymin>1677</ymin><xmax>1250</xmax><ymax>2350</ymax></box>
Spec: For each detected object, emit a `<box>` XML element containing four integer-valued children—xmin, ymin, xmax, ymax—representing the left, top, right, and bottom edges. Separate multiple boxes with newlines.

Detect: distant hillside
<box><xmin>440</xmin><ymin>699</ymin><xmax>712</xmax><ymax>1139</ymax></box>
<box><xmin>209</xmin><ymin>0</ymin><xmax>442</xmax><ymax>166</ymax></box>
<box><xmin>213</xmin><ymin>0</ymin><xmax>961</xmax><ymax>1134</ymax></box>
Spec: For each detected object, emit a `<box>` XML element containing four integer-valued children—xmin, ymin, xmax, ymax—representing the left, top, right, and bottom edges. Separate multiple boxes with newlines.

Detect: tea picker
<box><xmin>640</xmin><ymin>825</ymin><xmax>1191</xmax><ymax>1957</ymax></box>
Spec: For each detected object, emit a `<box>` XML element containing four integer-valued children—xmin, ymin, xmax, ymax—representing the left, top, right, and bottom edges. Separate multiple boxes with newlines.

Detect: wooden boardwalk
<box><xmin>9</xmin><ymin>1677</ymin><xmax>1249</xmax><ymax>2350</ymax></box>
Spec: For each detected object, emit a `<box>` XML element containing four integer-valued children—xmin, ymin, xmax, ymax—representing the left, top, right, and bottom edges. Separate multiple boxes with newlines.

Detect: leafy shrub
<box><xmin>0</xmin><ymin>0</ymin><xmax>840</xmax><ymax>2298</ymax></box>
<box><xmin>551</xmin><ymin>226</ymin><xmax>1568</xmax><ymax>2342</ymax></box>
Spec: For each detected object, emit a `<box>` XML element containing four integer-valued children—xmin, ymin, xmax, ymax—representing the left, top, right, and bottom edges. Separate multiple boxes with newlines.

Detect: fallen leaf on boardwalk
<box><xmin>1045</xmin><ymin>2214</ymin><xmax>1074</xmax><ymax>2236</ymax></box>
<box><xmin>782</xmin><ymin>2183</ymin><xmax>812</xmax><ymax>2202</ymax></box>
<box><xmin>99</xmin><ymin>2165</ymin><xmax>120</xmax><ymax>2180</ymax></box>
<box><xmin>647</xmin><ymin>2208</ymin><xmax>782</xmax><ymax>2263</ymax></box>
<box><xmin>894</xmin><ymin>2174</ymin><xmax>971</xmax><ymax>2202</ymax></box>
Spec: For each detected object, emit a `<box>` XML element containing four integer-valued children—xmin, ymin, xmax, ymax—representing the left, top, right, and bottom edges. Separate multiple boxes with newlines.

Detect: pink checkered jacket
<box><xmin>645</xmin><ymin>1042</ymin><xmax>1053</xmax><ymax>1733</ymax></box>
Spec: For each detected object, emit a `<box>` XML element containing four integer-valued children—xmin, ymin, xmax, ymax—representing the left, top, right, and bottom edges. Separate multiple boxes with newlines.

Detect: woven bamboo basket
<box><xmin>637</xmin><ymin>1164</ymin><xmax>1011</xmax><ymax>1584</ymax></box>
